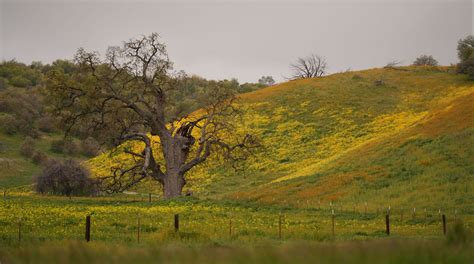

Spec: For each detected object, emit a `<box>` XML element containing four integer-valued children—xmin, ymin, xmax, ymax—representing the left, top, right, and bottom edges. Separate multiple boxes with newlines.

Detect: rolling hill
<box><xmin>87</xmin><ymin>66</ymin><xmax>474</xmax><ymax>211</ymax></box>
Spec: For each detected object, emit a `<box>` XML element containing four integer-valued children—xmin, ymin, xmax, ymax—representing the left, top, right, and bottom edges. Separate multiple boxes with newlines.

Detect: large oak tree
<box><xmin>47</xmin><ymin>33</ymin><xmax>258</xmax><ymax>198</ymax></box>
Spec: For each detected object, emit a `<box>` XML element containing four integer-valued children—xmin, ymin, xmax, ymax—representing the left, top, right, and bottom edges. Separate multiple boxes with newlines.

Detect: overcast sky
<box><xmin>0</xmin><ymin>0</ymin><xmax>472</xmax><ymax>83</ymax></box>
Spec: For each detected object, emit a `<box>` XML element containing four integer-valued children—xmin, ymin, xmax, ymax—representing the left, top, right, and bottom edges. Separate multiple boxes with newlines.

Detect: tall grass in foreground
<box><xmin>0</xmin><ymin>238</ymin><xmax>473</xmax><ymax>264</ymax></box>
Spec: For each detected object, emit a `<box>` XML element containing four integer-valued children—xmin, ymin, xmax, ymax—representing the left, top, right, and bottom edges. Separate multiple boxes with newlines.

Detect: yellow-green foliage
<box><xmin>87</xmin><ymin>67</ymin><xmax>474</xmax><ymax>210</ymax></box>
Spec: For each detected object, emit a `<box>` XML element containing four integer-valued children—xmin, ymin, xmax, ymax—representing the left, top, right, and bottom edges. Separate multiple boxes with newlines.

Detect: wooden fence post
<box><xmin>137</xmin><ymin>215</ymin><xmax>141</xmax><ymax>243</ymax></box>
<box><xmin>364</xmin><ymin>202</ymin><xmax>367</xmax><ymax>215</ymax></box>
<box><xmin>331</xmin><ymin>209</ymin><xmax>335</xmax><ymax>237</ymax></box>
<box><xmin>442</xmin><ymin>214</ymin><xmax>446</xmax><ymax>235</ymax></box>
<box><xmin>278</xmin><ymin>213</ymin><xmax>282</xmax><ymax>240</ymax></box>
<box><xmin>174</xmin><ymin>214</ymin><xmax>179</xmax><ymax>232</ymax></box>
<box><xmin>18</xmin><ymin>219</ymin><xmax>22</xmax><ymax>243</ymax></box>
<box><xmin>148</xmin><ymin>193</ymin><xmax>151</xmax><ymax>203</ymax></box>
<box><xmin>454</xmin><ymin>209</ymin><xmax>457</xmax><ymax>222</ymax></box>
<box><xmin>318</xmin><ymin>199</ymin><xmax>321</xmax><ymax>210</ymax></box>
<box><xmin>85</xmin><ymin>215</ymin><xmax>91</xmax><ymax>242</ymax></box>
<box><xmin>385</xmin><ymin>214</ymin><xmax>390</xmax><ymax>235</ymax></box>
<box><xmin>412</xmin><ymin>208</ymin><xmax>416</xmax><ymax>220</ymax></box>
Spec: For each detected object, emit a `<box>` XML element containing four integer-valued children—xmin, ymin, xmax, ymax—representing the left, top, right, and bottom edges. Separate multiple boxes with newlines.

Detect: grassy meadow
<box><xmin>1</xmin><ymin>192</ymin><xmax>473</xmax><ymax>263</ymax></box>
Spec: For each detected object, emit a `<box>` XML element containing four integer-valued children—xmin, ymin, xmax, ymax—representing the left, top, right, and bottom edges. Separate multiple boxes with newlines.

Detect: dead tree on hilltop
<box><xmin>289</xmin><ymin>54</ymin><xmax>327</xmax><ymax>79</ymax></box>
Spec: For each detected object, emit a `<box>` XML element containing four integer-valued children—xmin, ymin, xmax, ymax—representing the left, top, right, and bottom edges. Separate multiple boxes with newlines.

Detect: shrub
<box><xmin>374</xmin><ymin>79</ymin><xmax>385</xmax><ymax>86</ymax></box>
<box><xmin>50</xmin><ymin>139</ymin><xmax>78</xmax><ymax>155</ymax></box>
<box><xmin>0</xmin><ymin>114</ymin><xmax>20</xmax><ymax>135</ymax></box>
<box><xmin>352</xmin><ymin>74</ymin><xmax>363</xmax><ymax>80</ymax></box>
<box><xmin>27</xmin><ymin>128</ymin><xmax>41</xmax><ymax>139</ymax></box>
<box><xmin>466</xmin><ymin>66</ymin><xmax>474</xmax><ymax>80</ymax></box>
<box><xmin>447</xmin><ymin>221</ymin><xmax>472</xmax><ymax>245</ymax></box>
<box><xmin>32</xmin><ymin>151</ymin><xmax>48</xmax><ymax>165</ymax></box>
<box><xmin>50</xmin><ymin>139</ymin><xmax>65</xmax><ymax>153</ymax></box>
<box><xmin>37</xmin><ymin>115</ymin><xmax>58</xmax><ymax>133</ymax></box>
<box><xmin>457</xmin><ymin>56</ymin><xmax>474</xmax><ymax>80</ymax></box>
<box><xmin>0</xmin><ymin>77</ymin><xmax>7</xmax><ymax>90</ymax></box>
<box><xmin>412</xmin><ymin>55</ymin><xmax>438</xmax><ymax>66</ymax></box>
<box><xmin>80</xmin><ymin>137</ymin><xmax>100</xmax><ymax>157</ymax></box>
<box><xmin>19</xmin><ymin>136</ymin><xmax>36</xmax><ymax>158</ymax></box>
<box><xmin>34</xmin><ymin>159</ymin><xmax>96</xmax><ymax>196</ymax></box>
<box><xmin>9</xmin><ymin>76</ymin><xmax>32</xmax><ymax>88</ymax></box>
<box><xmin>63</xmin><ymin>140</ymin><xmax>79</xmax><ymax>155</ymax></box>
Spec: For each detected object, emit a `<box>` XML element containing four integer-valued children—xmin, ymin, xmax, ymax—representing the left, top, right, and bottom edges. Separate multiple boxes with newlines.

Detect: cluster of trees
<box><xmin>1</xmin><ymin>34</ymin><xmax>271</xmax><ymax>198</ymax></box>
<box><xmin>0</xmin><ymin>61</ymin><xmax>271</xmax><ymax>138</ymax></box>
<box><xmin>408</xmin><ymin>35</ymin><xmax>473</xmax><ymax>80</ymax></box>
<box><xmin>0</xmin><ymin>54</ymin><xmax>272</xmax><ymax>168</ymax></box>
<box><xmin>0</xmin><ymin>60</ymin><xmax>43</xmax><ymax>89</ymax></box>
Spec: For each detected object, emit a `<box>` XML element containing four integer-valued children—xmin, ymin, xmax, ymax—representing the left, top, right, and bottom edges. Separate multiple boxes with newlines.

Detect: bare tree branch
<box><xmin>289</xmin><ymin>54</ymin><xmax>327</xmax><ymax>80</ymax></box>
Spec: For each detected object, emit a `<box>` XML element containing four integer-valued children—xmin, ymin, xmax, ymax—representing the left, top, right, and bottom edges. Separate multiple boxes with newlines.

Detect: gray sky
<box><xmin>0</xmin><ymin>0</ymin><xmax>472</xmax><ymax>83</ymax></box>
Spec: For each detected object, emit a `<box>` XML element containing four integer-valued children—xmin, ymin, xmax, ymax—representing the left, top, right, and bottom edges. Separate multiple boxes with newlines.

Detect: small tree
<box><xmin>289</xmin><ymin>54</ymin><xmax>327</xmax><ymax>79</ymax></box>
<box><xmin>457</xmin><ymin>35</ymin><xmax>474</xmax><ymax>62</ymax></box>
<box><xmin>457</xmin><ymin>35</ymin><xmax>474</xmax><ymax>80</ymax></box>
<box><xmin>258</xmin><ymin>76</ymin><xmax>275</xmax><ymax>86</ymax></box>
<box><xmin>412</xmin><ymin>55</ymin><xmax>438</xmax><ymax>66</ymax></box>
<box><xmin>35</xmin><ymin>159</ymin><xmax>95</xmax><ymax>196</ymax></box>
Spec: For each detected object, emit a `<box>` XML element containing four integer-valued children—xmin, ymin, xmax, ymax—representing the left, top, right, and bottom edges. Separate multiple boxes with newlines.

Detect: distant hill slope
<box><xmin>0</xmin><ymin>133</ymin><xmax>71</xmax><ymax>188</ymax></box>
<box><xmin>88</xmin><ymin>66</ymin><xmax>473</xmax><ymax>209</ymax></box>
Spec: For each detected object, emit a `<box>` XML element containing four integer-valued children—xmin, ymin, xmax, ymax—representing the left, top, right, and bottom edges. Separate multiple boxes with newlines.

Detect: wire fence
<box><xmin>0</xmin><ymin>193</ymin><xmax>471</xmax><ymax>246</ymax></box>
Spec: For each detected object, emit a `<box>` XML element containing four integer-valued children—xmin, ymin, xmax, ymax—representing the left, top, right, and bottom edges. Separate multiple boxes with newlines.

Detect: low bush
<box><xmin>19</xmin><ymin>136</ymin><xmax>36</xmax><ymax>158</ymax></box>
<box><xmin>50</xmin><ymin>139</ymin><xmax>79</xmax><ymax>155</ymax></box>
<box><xmin>37</xmin><ymin>115</ymin><xmax>58</xmax><ymax>133</ymax></box>
<box><xmin>81</xmin><ymin>137</ymin><xmax>100</xmax><ymax>157</ymax></box>
<box><xmin>31</xmin><ymin>151</ymin><xmax>48</xmax><ymax>165</ymax></box>
<box><xmin>35</xmin><ymin>159</ymin><xmax>96</xmax><ymax>196</ymax></box>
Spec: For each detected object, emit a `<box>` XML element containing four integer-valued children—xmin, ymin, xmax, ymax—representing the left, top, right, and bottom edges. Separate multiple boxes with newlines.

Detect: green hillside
<box><xmin>88</xmin><ymin>66</ymin><xmax>474</xmax><ymax>211</ymax></box>
<box><xmin>0</xmin><ymin>132</ymin><xmax>78</xmax><ymax>188</ymax></box>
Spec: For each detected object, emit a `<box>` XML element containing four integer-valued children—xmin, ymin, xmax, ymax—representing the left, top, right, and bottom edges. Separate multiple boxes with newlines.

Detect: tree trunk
<box><xmin>160</xmin><ymin>133</ymin><xmax>193</xmax><ymax>199</ymax></box>
<box><xmin>163</xmin><ymin>170</ymin><xmax>185</xmax><ymax>199</ymax></box>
